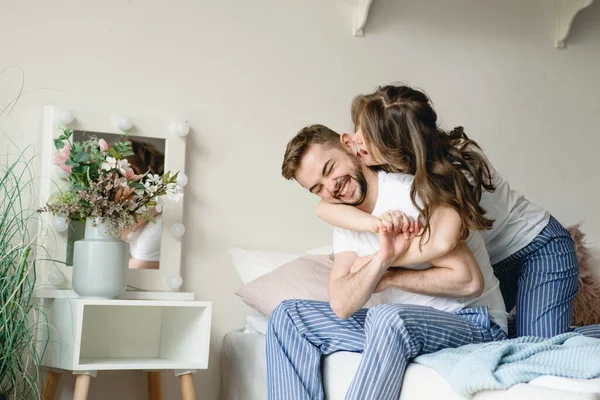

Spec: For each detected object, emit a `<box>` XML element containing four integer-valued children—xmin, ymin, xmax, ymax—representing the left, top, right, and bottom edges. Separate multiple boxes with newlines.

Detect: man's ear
<box><xmin>340</xmin><ymin>133</ymin><xmax>356</xmax><ymax>154</ymax></box>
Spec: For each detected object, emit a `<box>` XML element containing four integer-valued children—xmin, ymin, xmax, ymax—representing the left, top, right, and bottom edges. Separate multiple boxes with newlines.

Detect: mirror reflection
<box><xmin>73</xmin><ymin>130</ymin><xmax>166</xmax><ymax>269</ymax></box>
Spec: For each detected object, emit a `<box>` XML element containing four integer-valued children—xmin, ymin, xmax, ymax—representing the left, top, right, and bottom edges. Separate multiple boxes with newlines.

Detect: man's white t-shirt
<box><xmin>333</xmin><ymin>171</ymin><xmax>508</xmax><ymax>333</ymax></box>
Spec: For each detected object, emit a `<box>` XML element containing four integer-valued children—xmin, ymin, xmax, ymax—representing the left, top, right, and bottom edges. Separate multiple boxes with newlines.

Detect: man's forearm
<box><xmin>329</xmin><ymin>254</ymin><xmax>389</xmax><ymax>318</ymax></box>
<box><xmin>382</xmin><ymin>268</ymin><xmax>467</xmax><ymax>297</ymax></box>
<box><xmin>383</xmin><ymin>243</ymin><xmax>484</xmax><ymax>298</ymax></box>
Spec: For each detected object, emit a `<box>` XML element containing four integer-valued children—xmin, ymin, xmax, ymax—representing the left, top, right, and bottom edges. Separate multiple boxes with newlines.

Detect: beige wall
<box><xmin>1</xmin><ymin>0</ymin><xmax>599</xmax><ymax>398</ymax></box>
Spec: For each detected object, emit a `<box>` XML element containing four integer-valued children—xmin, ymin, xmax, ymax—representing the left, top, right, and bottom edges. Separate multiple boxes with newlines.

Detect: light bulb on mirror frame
<box><xmin>54</xmin><ymin>165</ymin><xmax>69</xmax><ymax>180</ymax></box>
<box><xmin>169</xmin><ymin>121</ymin><xmax>190</xmax><ymax>137</ymax></box>
<box><xmin>170</xmin><ymin>222</ymin><xmax>185</xmax><ymax>238</ymax></box>
<box><xmin>51</xmin><ymin>216</ymin><xmax>68</xmax><ymax>233</ymax></box>
<box><xmin>176</xmin><ymin>172</ymin><xmax>188</xmax><ymax>187</ymax></box>
<box><xmin>48</xmin><ymin>269</ymin><xmax>66</xmax><ymax>286</ymax></box>
<box><xmin>58</xmin><ymin>110</ymin><xmax>74</xmax><ymax>125</ymax></box>
<box><xmin>117</xmin><ymin>116</ymin><xmax>133</xmax><ymax>131</ymax></box>
<box><xmin>166</xmin><ymin>275</ymin><xmax>183</xmax><ymax>289</ymax></box>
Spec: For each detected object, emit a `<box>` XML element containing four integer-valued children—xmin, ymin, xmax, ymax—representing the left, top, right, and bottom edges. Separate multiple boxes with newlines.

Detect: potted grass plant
<box><xmin>0</xmin><ymin>146</ymin><xmax>48</xmax><ymax>400</ymax></box>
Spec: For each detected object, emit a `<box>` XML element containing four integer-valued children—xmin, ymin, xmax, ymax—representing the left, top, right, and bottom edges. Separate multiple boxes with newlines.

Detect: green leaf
<box><xmin>65</xmin><ymin>159</ymin><xmax>80</xmax><ymax>167</ymax></box>
<box><xmin>75</xmin><ymin>151</ymin><xmax>89</xmax><ymax>163</ymax></box>
<box><xmin>54</xmin><ymin>139</ymin><xmax>65</xmax><ymax>150</ymax></box>
<box><xmin>131</xmin><ymin>182</ymin><xmax>146</xmax><ymax>190</ymax></box>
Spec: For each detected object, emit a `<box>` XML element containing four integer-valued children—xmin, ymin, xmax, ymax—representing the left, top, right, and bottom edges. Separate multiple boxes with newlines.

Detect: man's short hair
<box><xmin>281</xmin><ymin>124</ymin><xmax>342</xmax><ymax>180</ymax></box>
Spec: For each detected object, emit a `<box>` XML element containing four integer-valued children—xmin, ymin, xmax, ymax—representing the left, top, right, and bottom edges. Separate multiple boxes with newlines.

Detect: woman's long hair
<box><xmin>126</xmin><ymin>140</ymin><xmax>165</xmax><ymax>176</ymax></box>
<box><xmin>352</xmin><ymin>85</ymin><xmax>495</xmax><ymax>243</ymax></box>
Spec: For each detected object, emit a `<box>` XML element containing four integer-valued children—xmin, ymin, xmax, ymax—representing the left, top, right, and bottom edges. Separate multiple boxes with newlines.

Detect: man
<box><xmin>268</xmin><ymin>124</ymin><xmax>507</xmax><ymax>400</ymax></box>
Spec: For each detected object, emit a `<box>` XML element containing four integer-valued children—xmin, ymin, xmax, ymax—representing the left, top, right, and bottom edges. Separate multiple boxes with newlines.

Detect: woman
<box><xmin>318</xmin><ymin>84</ymin><xmax>579</xmax><ymax>338</ymax></box>
<box><xmin>122</xmin><ymin>139</ymin><xmax>165</xmax><ymax>270</ymax></box>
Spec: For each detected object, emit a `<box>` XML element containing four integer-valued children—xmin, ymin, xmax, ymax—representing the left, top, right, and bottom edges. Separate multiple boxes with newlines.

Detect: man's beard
<box><xmin>340</xmin><ymin>159</ymin><xmax>368</xmax><ymax>207</ymax></box>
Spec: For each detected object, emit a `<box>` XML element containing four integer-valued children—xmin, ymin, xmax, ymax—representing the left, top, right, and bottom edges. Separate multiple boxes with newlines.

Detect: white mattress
<box><xmin>221</xmin><ymin>330</ymin><xmax>600</xmax><ymax>400</ymax></box>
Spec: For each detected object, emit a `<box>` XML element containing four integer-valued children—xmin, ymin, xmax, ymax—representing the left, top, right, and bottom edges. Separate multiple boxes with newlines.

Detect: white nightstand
<box><xmin>35</xmin><ymin>289</ymin><xmax>212</xmax><ymax>400</ymax></box>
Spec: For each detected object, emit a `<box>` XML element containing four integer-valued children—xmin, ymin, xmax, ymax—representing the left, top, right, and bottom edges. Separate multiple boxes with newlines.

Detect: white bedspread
<box><xmin>221</xmin><ymin>330</ymin><xmax>600</xmax><ymax>400</ymax></box>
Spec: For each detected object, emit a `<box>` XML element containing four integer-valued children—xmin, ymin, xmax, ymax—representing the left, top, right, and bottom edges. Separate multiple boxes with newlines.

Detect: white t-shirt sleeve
<box><xmin>332</xmin><ymin>227</ymin><xmax>357</xmax><ymax>255</ymax></box>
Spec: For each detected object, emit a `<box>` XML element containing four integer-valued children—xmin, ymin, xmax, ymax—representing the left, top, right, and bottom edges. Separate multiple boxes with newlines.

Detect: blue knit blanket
<box><xmin>413</xmin><ymin>333</ymin><xmax>600</xmax><ymax>397</ymax></box>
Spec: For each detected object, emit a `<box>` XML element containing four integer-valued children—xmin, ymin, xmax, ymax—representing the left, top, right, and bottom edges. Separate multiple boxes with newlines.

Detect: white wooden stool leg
<box><xmin>42</xmin><ymin>369</ymin><xmax>61</xmax><ymax>400</ymax></box>
<box><xmin>175</xmin><ymin>370</ymin><xmax>197</xmax><ymax>400</ymax></box>
<box><xmin>73</xmin><ymin>371</ymin><xmax>96</xmax><ymax>400</ymax></box>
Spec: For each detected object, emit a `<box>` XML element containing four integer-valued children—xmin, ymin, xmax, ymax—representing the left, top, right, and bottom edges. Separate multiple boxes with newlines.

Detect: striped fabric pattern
<box><xmin>492</xmin><ymin>216</ymin><xmax>580</xmax><ymax>337</ymax></box>
<box><xmin>266</xmin><ymin>300</ymin><xmax>506</xmax><ymax>400</ymax></box>
<box><xmin>573</xmin><ymin>324</ymin><xmax>600</xmax><ymax>338</ymax></box>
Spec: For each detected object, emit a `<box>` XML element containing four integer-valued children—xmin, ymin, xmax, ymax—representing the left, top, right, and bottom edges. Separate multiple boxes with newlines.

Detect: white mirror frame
<box><xmin>36</xmin><ymin>105</ymin><xmax>187</xmax><ymax>292</ymax></box>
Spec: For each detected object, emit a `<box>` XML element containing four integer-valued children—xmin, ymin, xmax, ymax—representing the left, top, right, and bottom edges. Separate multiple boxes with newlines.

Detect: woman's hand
<box><xmin>376</xmin><ymin>210</ymin><xmax>419</xmax><ymax>239</ymax></box>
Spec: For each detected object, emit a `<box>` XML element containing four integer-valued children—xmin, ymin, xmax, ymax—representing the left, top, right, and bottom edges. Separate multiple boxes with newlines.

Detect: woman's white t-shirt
<box><xmin>471</xmin><ymin>148</ymin><xmax>549</xmax><ymax>264</ymax></box>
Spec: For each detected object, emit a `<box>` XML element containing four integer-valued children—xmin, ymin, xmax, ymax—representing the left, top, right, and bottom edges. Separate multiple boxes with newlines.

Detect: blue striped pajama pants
<box><xmin>266</xmin><ymin>300</ymin><xmax>506</xmax><ymax>400</ymax></box>
<box><xmin>492</xmin><ymin>215</ymin><xmax>600</xmax><ymax>338</ymax></box>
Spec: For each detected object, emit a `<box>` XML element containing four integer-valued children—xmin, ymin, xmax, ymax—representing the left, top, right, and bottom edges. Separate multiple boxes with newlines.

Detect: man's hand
<box><xmin>380</xmin><ymin>219</ymin><xmax>418</xmax><ymax>266</ymax></box>
<box><xmin>378</xmin><ymin>225</ymin><xmax>396</xmax><ymax>262</ymax></box>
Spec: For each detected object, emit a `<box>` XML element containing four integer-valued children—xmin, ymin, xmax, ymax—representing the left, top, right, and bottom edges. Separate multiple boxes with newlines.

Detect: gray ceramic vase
<box><xmin>72</xmin><ymin>219</ymin><xmax>129</xmax><ymax>299</ymax></box>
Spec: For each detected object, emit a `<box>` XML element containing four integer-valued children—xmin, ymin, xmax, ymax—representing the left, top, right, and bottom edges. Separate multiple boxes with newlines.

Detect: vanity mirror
<box><xmin>37</xmin><ymin>106</ymin><xmax>189</xmax><ymax>292</ymax></box>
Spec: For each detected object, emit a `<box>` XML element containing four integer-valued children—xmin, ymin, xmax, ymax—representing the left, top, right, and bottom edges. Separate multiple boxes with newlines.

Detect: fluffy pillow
<box><xmin>568</xmin><ymin>225</ymin><xmax>600</xmax><ymax>326</ymax></box>
<box><xmin>235</xmin><ymin>254</ymin><xmax>386</xmax><ymax>316</ymax></box>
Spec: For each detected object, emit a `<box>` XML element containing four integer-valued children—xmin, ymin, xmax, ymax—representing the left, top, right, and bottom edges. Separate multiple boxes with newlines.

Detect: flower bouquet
<box><xmin>38</xmin><ymin>126</ymin><xmax>183</xmax><ymax>298</ymax></box>
<box><xmin>39</xmin><ymin>127</ymin><xmax>182</xmax><ymax>237</ymax></box>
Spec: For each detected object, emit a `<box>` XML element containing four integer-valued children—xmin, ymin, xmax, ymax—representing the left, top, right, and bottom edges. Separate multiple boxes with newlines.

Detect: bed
<box><xmin>224</xmin><ymin>246</ymin><xmax>600</xmax><ymax>400</ymax></box>
<box><xmin>221</xmin><ymin>323</ymin><xmax>600</xmax><ymax>400</ymax></box>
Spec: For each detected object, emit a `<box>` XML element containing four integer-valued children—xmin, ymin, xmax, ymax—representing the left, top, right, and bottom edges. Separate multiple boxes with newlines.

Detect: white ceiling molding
<box><xmin>353</xmin><ymin>0</ymin><xmax>375</xmax><ymax>37</ymax></box>
<box><xmin>351</xmin><ymin>0</ymin><xmax>594</xmax><ymax>49</ymax></box>
<box><xmin>555</xmin><ymin>0</ymin><xmax>594</xmax><ymax>48</ymax></box>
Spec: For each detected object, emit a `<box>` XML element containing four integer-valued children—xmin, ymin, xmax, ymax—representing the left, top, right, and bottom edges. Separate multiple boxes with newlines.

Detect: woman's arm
<box><xmin>390</xmin><ymin>205</ymin><xmax>462</xmax><ymax>266</ymax></box>
<box><xmin>128</xmin><ymin>258</ymin><xmax>160</xmax><ymax>270</ymax></box>
<box><xmin>317</xmin><ymin>201</ymin><xmax>378</xmax><ymax>233</ymax></box>
<box><xmin>318</xmin><ymin>200</ymin><xmax>463</xmax><ymax>267</ymax></box>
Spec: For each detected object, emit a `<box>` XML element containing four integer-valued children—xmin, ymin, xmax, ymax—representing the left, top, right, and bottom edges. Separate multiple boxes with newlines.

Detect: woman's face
<box><xmin>351</xmin><ymin>128</ymin><xmax>384</xmax><ymax>167</ymax></box>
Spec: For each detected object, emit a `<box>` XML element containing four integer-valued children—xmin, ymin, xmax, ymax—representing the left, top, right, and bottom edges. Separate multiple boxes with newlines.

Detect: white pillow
<box><xmin>243</xmin><ymin>315</ymin><xmax>269</xmax><ymax>335</ymax></box>
<box><xmin>228</xmin><ymin>246</ymin><xmax>333</xmax><ymax>285</ymax></box>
